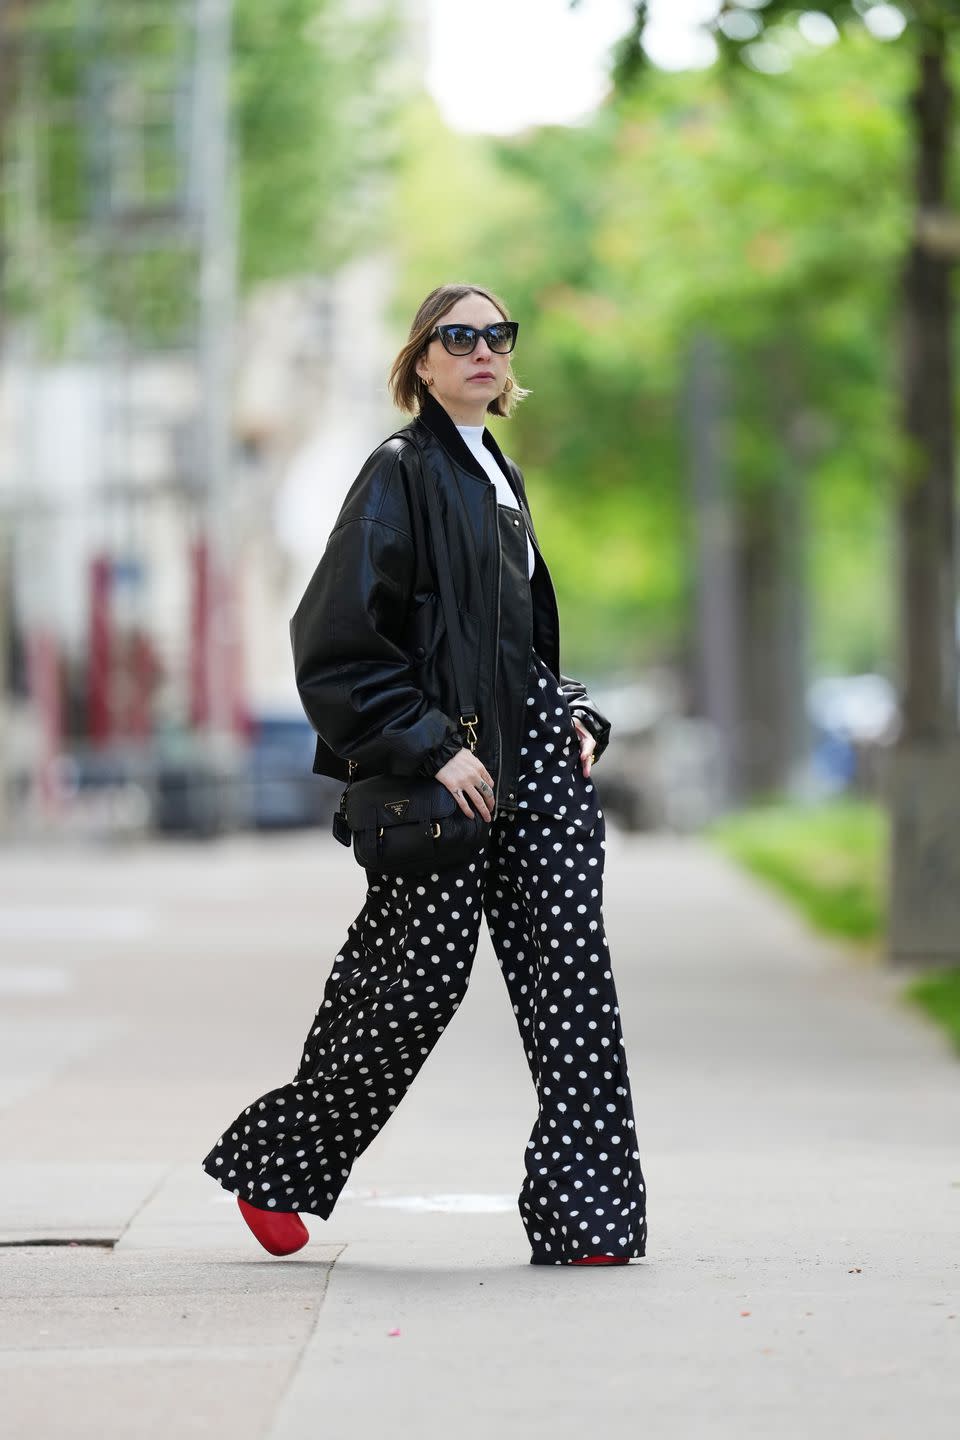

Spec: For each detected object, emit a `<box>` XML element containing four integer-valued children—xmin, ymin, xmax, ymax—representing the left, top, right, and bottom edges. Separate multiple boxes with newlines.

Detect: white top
<box><xmin>455</xmin><ymin>423</ymin><xmax>535</xmax><ymax>579</ymax></box>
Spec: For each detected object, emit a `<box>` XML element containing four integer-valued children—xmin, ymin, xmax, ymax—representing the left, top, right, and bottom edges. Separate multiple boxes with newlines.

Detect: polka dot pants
<box><xmin>485</xmin><ymin>804</ymin><xmax>647</xmax><ymax>1262</ymax></box>
<box><xmin>201</xmin><ymin>661</ymin><xmax>648</xmax><ymax>1264</ymax></box>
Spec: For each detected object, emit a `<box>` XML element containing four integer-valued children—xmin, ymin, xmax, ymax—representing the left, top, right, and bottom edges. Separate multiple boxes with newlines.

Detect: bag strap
<box><xmin>421</xmin><ymin>460</ymin><xmax>479</xmax><ymax>749</ymax></box>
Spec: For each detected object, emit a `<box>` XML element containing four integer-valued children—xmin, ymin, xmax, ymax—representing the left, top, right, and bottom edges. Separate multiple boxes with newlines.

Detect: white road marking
<box><xmin>0</xmin><ymin>966</ymin><xmax>71</xmax><ymax>996</ymax></box>
<box><xmin>212</xmin><ymin>1189</ymin><xmax>517</xmax><ymax>1213</ymax></box>
<box><xmin>0</xmin><ymin>907</ymin><xmax>153</xmax><ymax>941</ymax></box>
<box><xmin>359</xmin><ymin>1193</ymin><xmax>516</xmax><ymax>1213</ymax></box>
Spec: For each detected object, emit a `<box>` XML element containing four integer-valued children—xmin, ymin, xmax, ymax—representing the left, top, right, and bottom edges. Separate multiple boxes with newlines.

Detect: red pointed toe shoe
<box><xmin>570</xmin><ymin>1255</ymin><xmax>630</xmax><ymax>1265</ymax></box>
<box><xmin>237</xmin><ymin>1196</ymin><xmax>309</xmax><ymax>1257</ymax></box>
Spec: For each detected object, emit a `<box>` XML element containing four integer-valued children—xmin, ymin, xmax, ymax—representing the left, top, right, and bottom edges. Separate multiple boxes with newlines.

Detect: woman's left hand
<box><xmin>572</xmin><ymin>715</ymin><xmax>598</xmax><ymax>777</ymax></box>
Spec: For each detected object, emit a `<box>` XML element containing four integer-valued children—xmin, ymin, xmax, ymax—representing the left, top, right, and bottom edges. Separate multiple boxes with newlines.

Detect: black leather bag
<box><xmin>337</xmin><ymin>773</ymin><xmax>486</xmax><ymax>874</ymax></box>
<box><xmin>331</xmin><ymin>462</ymin><xmax>489</xmax><ymax>876</ymax></box>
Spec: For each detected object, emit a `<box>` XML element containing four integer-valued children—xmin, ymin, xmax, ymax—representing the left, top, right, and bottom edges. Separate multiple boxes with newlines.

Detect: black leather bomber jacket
<box><xmin>289</xmin><ymin>390</ymin><xmax>612</xmax><ymax>818</ymax></box>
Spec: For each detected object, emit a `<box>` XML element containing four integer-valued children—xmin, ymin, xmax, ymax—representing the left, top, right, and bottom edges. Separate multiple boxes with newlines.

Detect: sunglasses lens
<box><xmin>487</xmin><ymin>323</ymin><xmax>516</xmax><ymax>352</ymax></box>
<box><xmin>442</xmin><ymin>326</ymin><xmax>477</xmax><ymax>354</ymax></box>
<box><xmin>436</xmin><ymin>322</ymin><xmax>517</xmax><ymax>354</ymax></box>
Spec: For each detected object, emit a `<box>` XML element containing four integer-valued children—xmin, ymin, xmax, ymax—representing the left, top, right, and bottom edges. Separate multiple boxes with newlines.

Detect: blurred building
<box><xmin>235</xmin><ymin>255</ymin><xmax>397</xmax><ymax>710</ymax></box>
<box><xmin>0</xmin><ymin>1</ymin><xmax>414</xmax><ymax>835</ymax></box>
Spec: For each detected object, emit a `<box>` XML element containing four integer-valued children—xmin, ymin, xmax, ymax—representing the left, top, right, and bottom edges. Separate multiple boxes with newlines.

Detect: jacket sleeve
<box><xmin>289</xmin><ymin>514</ymin><xmax>465</xmax><ymax>779</ymax></box>
<box><xmin>560</xmin><ymin>673</ymin><xmax>612</xmax><ymax>763</ymax></box>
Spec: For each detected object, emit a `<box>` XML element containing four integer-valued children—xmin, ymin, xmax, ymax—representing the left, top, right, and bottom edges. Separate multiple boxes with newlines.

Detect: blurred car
<box><xmin>806</xmin><ymin>673</ymin><xmax>898</xmax><ymax>795</ymax></box>
<box><xmin>150</xmin><ymin>731</ymin><xmax>248</xmax><ymax>837</ymax></box>
<box><xmin>245</xmin><ymin>710</ymin><xmax>340</xmax><ymax>830</ymax></box>
<box><xmin>575</xmin><ymin>670</ymin><xmax>710</xmax><ymax>832</ymax></box>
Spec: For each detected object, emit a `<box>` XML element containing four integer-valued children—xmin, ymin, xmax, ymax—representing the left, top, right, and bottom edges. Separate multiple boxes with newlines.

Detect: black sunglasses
<box><xmin>427</xmin><ymin>321</ymin><xmax>519</xmax><ymax>356</ymax></box>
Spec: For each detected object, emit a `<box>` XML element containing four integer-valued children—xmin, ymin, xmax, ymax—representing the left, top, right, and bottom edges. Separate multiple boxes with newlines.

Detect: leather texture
<box><xmin>288</xmin><ymin>390</ymin><xmax>612</xmax><ymax>814</ymax></box>
<box><xmin>341</xmin><ymin>773</ymin><xmax>487</xmax><ymax>874</ymax></box>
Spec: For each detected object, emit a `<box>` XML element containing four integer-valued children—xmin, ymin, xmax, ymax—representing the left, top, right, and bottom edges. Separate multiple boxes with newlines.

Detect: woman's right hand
<box><xmin>435</xmin><ymin>748</ymin><xmax>497</xmax><ymax>822</ymax></box>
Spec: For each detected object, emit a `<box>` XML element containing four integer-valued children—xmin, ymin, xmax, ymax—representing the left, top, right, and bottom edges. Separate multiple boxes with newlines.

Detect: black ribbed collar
<box><xmin>413</xmin><ymin>390</ymin><xmax>517</xmax><ymax>496</ymax></box>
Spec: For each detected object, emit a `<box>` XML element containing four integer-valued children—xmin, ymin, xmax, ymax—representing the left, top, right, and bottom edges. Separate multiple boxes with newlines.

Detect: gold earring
<box><xmin>425</xmin><ymin>376</ymin><xmax>434</xmax><ymax>386</ymax></box>
<box><xmin>503</xmin><ymin>376</ymin><xmax>514</xmax><ymax>392</ymax></box>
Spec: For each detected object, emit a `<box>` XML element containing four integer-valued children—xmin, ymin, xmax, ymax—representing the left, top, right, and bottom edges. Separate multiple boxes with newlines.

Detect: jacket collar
<box><xmin>412</xmin><ymin>390</ymin><xmax>518</xmax><ymax>498</ymax></box>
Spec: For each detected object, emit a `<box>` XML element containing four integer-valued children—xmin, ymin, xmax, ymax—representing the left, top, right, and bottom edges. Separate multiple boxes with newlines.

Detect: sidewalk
<box><xmin>1</xmin><ymin>824</ymin><xmax>957</xmax><ymax>1438</ymax></box>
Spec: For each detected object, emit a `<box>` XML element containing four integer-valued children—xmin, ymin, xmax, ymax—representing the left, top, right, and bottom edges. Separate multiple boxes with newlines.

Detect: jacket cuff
<box><xmin>568</xmin><ymin>702</ymin><xmax>612</xmax><ymax>763</ymax></box>
<box><xmin>561</xmin><ymin>671</ymin><xmax>612</xmax><ymax>763</ymax></box>
<box><xmin>415</xmin><ymin>729</ymin><xmax>464</xmax><ymax>778</ymax></box>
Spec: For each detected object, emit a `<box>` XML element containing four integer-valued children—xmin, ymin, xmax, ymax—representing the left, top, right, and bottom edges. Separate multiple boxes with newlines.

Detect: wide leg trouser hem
<box><xmin>528</xmin><ymin>1244</ymin><xmax>646</xmax><ymax>1266</ymax></box>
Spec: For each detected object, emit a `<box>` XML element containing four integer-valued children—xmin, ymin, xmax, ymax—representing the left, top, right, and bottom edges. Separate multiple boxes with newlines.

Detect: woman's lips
<box><xmin>469</xmin><ymin>373</ymin><xmax>495</xmax><ymax>381</ymax></box>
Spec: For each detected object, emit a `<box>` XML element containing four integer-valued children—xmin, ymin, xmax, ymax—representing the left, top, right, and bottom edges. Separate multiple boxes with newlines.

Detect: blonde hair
<box><xmin>388</xmin><ymin>282</ymin><xmax>530</xmax><ymax>418</ymax></box>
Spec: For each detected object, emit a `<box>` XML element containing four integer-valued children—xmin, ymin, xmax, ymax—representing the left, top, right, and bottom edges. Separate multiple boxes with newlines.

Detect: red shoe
<box><xmin>237</xmin><ymin>1195</ymin><xmax>309</xmax><ymax>1256</ymax></box>
<box><xmin>570</xmin><ymin>1255</ymin><xmax>629</xmax><ymax>1265</ymax></box>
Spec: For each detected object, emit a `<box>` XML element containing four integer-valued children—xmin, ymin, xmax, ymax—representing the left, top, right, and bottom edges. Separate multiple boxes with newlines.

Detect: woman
<box><xmin>202</xmin><ymin>282</ymin><xmax>648</xmax><ymax>1266</ymax></box>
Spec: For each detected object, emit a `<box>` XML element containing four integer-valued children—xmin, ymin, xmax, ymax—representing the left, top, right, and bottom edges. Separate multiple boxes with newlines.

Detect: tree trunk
<box><xmin>888</xmin><ymin>29</ymin><xmax>960</xmax><ymax>966</ymax></box>
<box><xmin>0</xmin><ymin>1</ymin><xmax>12</xmax><ymax>349</ymax></box>
<box><xmin>737</xmin><ymin>484</ymin><xmax>807</xmax><ymax>799</ymax></box>
<box><xmin>684</xmin><ymin>331</ymin><xmax>742</xmax><ymax>806</ymax></box>
<box><xmin>897</xmin><ymin>34</ymin><xmax>957</xmax><ymax>739</ymax></box>
<box><xmin>734</xmin><ymin>340</ymin><xmax>810</xmax><ymax>803</ymax></box>
<box><xmin>685</xmin><ymin>333</ymin><xmax>810</xmax><ymax>807</ymax></box>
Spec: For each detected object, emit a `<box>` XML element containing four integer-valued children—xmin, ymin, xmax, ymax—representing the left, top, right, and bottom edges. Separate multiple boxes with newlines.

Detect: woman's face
<box><xmin>415</xmin><ymin>294</ymin><xmax>513</xmax><ymax>425</ymax></box>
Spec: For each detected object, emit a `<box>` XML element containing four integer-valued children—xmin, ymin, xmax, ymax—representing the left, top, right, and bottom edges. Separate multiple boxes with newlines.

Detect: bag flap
<box><xmin>342</xmin><ymin>776</ymin><xmax>458</xmax><ymax>831</ymax></box>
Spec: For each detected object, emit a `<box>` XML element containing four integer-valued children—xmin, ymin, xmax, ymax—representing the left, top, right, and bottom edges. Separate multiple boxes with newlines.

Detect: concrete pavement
<box><xmin>0</xmin><ymin>823</ymin><xmax>958</xmax><ymax>1438</ymax></box>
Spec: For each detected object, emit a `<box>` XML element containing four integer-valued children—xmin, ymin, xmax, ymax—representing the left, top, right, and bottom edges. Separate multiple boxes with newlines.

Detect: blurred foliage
<box><xmin>708</xmin><ymin>797</ymin><xmax>888</xmax><ymax>942</ymax></box>
<box><xmin>606</xmin><ymin>0</ymin><xmax>960</xmax><ymax>89</ymax></box>
<box><xmin>390</xmin><ymin>28</ymin><xmax>915</xmax><ymax>677</ymax></box>
<box><xmin>3</xmin><ymin>2</ymin><xmax>957</xmax><ymax>689</ymax></box>
<box><xmin>903</xmin><ymin>967</ymin><xmax>960</xmax><ymax>1058</ymax></box>
<box><xmin>0</xmin><ymin>0</ymin><xmax>400</xmax><ymax>344</ymax></box>
<box><xmin>233</xmin><ymin>0</ymin><xmax>401</xmax><ymax>287</ymax></box>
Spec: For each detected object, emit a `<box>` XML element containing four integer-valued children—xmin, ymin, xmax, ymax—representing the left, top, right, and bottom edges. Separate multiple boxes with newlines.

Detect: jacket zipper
<box><xmin>491</xmin><ymin>485</ymin><xmax>503</xmax><ymax>808</ymax></box>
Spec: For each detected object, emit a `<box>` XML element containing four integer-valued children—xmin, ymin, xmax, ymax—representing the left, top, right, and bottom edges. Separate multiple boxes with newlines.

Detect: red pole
<box><xmin>127</xmin><ymin>628</ymin><xmax>160</xmax><ymax>739</ymax></box>
<box><xmin>223</xmin><ymin>562</ymin><xmax>249</xmax><ymax>738</ymax></box>
<box><xmin>26</xmin><ymin>628</ymin><xmax>63</xmax><ymax>815</ymax></box>
<box><xmin>189</xmin><ymin>535</ymin><xmax>210</xmax><ymax>729</ymax></box>
<box><xmin>87</xmin><ymin>553</ymin><xmax>112</xmax><ymax>746</ymax></box>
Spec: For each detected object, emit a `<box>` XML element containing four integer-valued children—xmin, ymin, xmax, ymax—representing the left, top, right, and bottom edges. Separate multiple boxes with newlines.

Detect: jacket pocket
<box><xmin>405</xmin><ymin>591</ymin><xmax>481</xmax><ymax>712</ymax></box>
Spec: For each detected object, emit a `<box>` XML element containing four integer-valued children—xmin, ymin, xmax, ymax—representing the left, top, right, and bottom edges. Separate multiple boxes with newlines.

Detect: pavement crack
<box><xmin>264</xmin><ymin>1241</ymin><xmax>348</xmax><ymax>1440</ymax></box>
<box><xmin>0</xmin><ymin>1237</ymin><xmax>116</xmax><ymax>1249</ymax></box>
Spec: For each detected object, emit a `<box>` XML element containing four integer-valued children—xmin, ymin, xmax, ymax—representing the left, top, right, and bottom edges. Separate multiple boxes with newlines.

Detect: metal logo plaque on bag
<box><xmin>384</xmin><ymin>800</ymin><xmax>410</xmax><ymax>819</ymax></box>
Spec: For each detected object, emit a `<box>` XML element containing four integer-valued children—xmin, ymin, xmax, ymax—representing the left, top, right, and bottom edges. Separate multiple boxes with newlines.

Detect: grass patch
<box><xmin>707</xmin><ymin>798</ymin><xmax>887</xmax><ymax>944</ymax></box>
<box><xmin>708</xmin><ymin>796</ymin><xmax>960</xmax><ymax>1059</ymax></box>
<box><xmin>901</xmin><ymin>969</ymin><xmax>960</xmax><ymax>1058</ymax></box>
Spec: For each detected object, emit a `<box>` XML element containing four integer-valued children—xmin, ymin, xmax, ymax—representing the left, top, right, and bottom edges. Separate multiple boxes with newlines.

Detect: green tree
<box><xmin>232</xmin><ymin>0</ymin><xmax>400</xmax><ymax>288</ymax></box>
<box><xmin>607</xmin><ymin>0</ymin><xmax>958</xmax><ymax>740</ymax></box>
<box><xmin>603</xmin><ymin>0</ymin><xmax>960</xmax><ymax>963</ymax></box>
<box><xmin>0</xmin><ymin>0</ymin><xmax>400</xmax><ymax>348</ymax></box>
<box><xmin>391</xmin><ymin>40</ymin><xmax>910</xmax><ymax>691</ymax></box>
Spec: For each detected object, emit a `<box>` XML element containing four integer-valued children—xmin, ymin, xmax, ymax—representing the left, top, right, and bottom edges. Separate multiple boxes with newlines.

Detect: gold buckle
<box><xmin>431</xmin><ymin>821</ymin><xmax>441</xmax><ymax>838</ymax></box>
<box><xmin>459</xmin><ymin>713</ymin><xmax>479</xmax><ymax>751</ymax></box>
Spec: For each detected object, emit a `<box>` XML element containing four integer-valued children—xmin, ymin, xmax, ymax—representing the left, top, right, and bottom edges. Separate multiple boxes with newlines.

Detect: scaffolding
<box><xmin>0</xmin><ymin>0</ymin><xmax>239</xmax><ymax>829</ymax></box>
